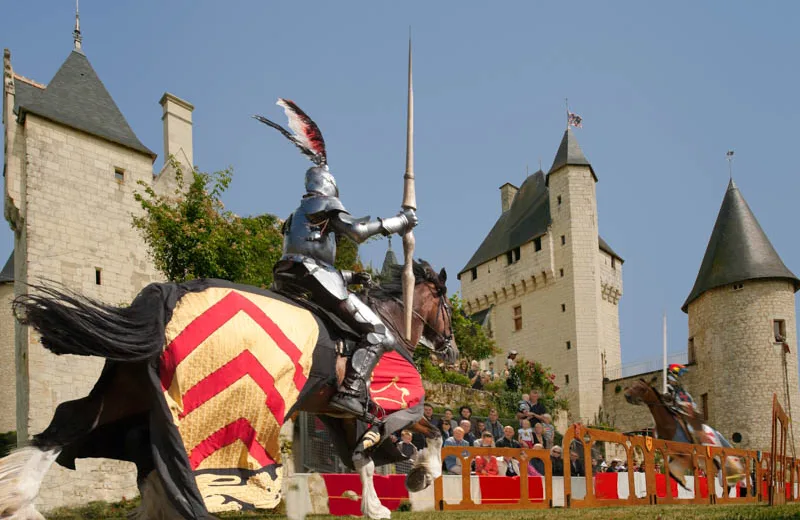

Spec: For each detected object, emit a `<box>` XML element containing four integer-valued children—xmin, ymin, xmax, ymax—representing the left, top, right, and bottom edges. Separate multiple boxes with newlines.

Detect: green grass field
<box><xmin>45</xmin><ymin>500</ymin><xmax>800</xmax><ymax>520</ymax></box>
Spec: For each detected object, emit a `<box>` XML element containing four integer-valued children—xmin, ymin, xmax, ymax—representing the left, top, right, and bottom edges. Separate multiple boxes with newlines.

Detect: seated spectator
<box><xmin>438</xmin><ymin>408</ymin><xmax>458</xmax><ymax>436</ymax></box>
<box><xmin>516</xmin><ymin>393</ymin><xmax>532</xmax><ymax>426</ymax></box>
<box><xmin>474</xmin><ymin>431</ymin><xmax>495</xmax><ymax>448</ymax></box>
<box><xmin>396</xmin><ymin>430</ymin><xmax>417</xmax><ymax>474</ymax></box>
<box><xmin>550</xmin><ymin>446</ymin><xmax>564</xmax><ymax>477</ymax></box>
<box><xmin>458</xmin><ymin>359</ymin><xmax>469</xmax><ymax>375</ymax></box>
<box><xmin>528</xmin><ymin>390</ymin><xmax>547</xmax><ymax>427</ymax></box>
<box><xmin>441</xmin><ymin>419</ymin><xmax>453</xmax><ymax>439</ymax></box>
<box><xmin>475</xmin><ymin>454</ymin><xmax>499</xmax><ymax>476</ymax></box>
<box><xmin>528</xmin><ymin>443</ymin><xmax>545</xmax><ymax>476</ymax></box>
<box><xmin>532</xmin><ymin>422</ymin><xmax>546</xmax><ymax>447</ymax></box>
<box><xmin>569</xmin><ymin>450</ymin><xmax>584</xmax><ymax>477</ymax></box>
<box><xmin>496</xmin><ymin>426</ymin><xmax>521</xmax><ymax>449</ymax></box>
<box><xmin>459</xmin><ymin>406</ymin><xmax>478</xmax><ymax>433</ymax></box>
<box><xmin>475</xmin><ymin>420</ymin><xmax>487</xmax><ymax>438</ymax></box>
<box><xmin>487</xmin><ymin>360</ymin><xmax>496</xmax><ymax>380</ymax></box>
<box><xmin>485</xmin><ymin>408</ymin><xmax>504</xmax><ymax>441</ymax></box>
<box><xmin>443</xmin><ymin>427</ymin><xmax>470</xmax><ymax>475</ymax></box>
<box><xmin>518</xmin><ymin>419</ymin><xmax>534</xmax><ymax>448</ymax></box>
<box><xmin>460</xmin><ymin>420</ymin><xmax>476</xmax><ymax>445</ymax></box>
<box><xmin>541</xmin><ymin>414</ymin><xmax>555</xmax><ymax>448</ymax></box>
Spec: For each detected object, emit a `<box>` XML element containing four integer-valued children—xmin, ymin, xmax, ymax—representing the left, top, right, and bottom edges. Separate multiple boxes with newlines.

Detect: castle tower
<box><xmin>458</xmin><ymin>128</ymin><xmax>622</xmax><ymax>423</ymax></box>
<box><xmin>3</xmin><ymin>25</ymin><xmax>192</xmax><ymax>509</ymax></box>
<box><xmin>683</xmin><ymin>179</ymin><xmax>800</xmax><ymax>451</ymax></box>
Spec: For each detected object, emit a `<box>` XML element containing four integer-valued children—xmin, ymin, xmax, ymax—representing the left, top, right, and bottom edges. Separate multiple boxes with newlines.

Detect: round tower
<box><xmin>683</xmin><ymin>179</ymin><xmax>800</xmax><ymax>451</ymax></box>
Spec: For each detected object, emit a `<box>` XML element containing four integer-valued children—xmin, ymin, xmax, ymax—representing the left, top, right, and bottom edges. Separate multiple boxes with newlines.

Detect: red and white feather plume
<box><xmin>253</xmin><ymin>99</ymin><xmax>327</xmax><ymax>166</ymax></box>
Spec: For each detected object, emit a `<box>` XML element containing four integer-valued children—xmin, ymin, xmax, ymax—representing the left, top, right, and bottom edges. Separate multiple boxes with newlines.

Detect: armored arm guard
<box><xmin>332</xmin><ymin>208</ymin><xmax>417</xmax><ymax>244</ymax></box>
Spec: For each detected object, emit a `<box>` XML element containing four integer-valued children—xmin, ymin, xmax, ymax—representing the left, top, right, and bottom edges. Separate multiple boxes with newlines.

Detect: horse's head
<box><xmin>412</xmin><ymin>262</ymin><xmax>458</xmax><ymax>365</ymax></box>
<box><xmin>369</xmin><ymin>260</ymin><xmax>458</xmax><ymax>364</ymax></box>
<box><xmin>624</xmin><ymin>379</ymin><xmax>653</xmax><ymax>406</ymax></box>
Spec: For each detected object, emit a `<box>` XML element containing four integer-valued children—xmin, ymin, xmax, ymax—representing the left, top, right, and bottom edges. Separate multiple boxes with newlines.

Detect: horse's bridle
<box><xmin>378</xmin><ymin>285</ymin><xmax>453</xmax><ymax>354</ymax></box>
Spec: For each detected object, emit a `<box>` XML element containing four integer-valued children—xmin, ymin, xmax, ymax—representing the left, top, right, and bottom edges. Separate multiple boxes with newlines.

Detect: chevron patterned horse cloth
<box><xmin>160</xmin><ymin>287</ymin><xmax>319</xmax><ymax>512</ymax></box>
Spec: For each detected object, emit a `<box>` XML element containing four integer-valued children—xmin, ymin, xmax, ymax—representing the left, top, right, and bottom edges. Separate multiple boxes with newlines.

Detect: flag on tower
<box><xmin>568</xmin><ymin>112</ymin><xmax>583</xmax><ymax>128</ymax></box>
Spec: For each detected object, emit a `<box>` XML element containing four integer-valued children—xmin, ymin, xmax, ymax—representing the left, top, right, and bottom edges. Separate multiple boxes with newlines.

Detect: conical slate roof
<box><xmin>682</xmin><ymin>179</ymin><xmax>799</xmax><ymax>312</ymax></box>
<box><xmin>460</xmin><ymin>170</ymin><xmax>552</xmax><ymax>274</ymax></box>
<box><xmin>547</xmin><ymin>127</ymin><xmax>596</xmax><ymax>183</ymax></box>
<box><xmin>14</xmin><ymin>50</ymin><xmax>155</xmax><ymax>159</ymax></box>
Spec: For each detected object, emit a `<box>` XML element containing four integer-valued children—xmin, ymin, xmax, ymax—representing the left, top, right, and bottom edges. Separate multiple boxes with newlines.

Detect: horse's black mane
<box><xmin>368</xmin><ymin>260</ymin><xmax>446</xmax><ymax>301</ymax></box>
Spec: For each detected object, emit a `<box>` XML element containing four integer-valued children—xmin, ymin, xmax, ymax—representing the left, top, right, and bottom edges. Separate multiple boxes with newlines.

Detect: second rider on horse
<box><xmin>255</xmin><ymin>99</ymin><xmax>418</xmax><ymax>421</ymax></box>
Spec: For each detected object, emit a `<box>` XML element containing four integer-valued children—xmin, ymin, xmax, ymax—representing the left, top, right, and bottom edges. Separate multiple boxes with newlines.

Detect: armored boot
<box><xmin>329</xmin><ymin>344</ymin><xmax>387</xmax><ymax>418</ymax></box>
<box><xmin>329</xmin><ymin>293</ymin><xmax>395</xmax><ymax>420</ymax></box>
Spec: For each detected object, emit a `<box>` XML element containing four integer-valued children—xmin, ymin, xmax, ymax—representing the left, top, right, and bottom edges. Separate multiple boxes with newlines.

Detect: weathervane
<box><xmin>566</xmin><ymin>98</ymin><xmax>582</xmax><ymax>129</ymax></box>
<box><xmin>73</xmin><ymin>0</ymin><xmax>82</xmax><ymax>51</ymax></box>
<box><xmin>726</xmin><ymin>150</ymin><xmax>734</xmax><ymax>180</ymax></box>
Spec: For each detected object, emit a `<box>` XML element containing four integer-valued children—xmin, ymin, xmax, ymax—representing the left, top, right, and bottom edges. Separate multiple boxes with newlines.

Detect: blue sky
<box><xmin>3</xmin><ymin>1</ymin><xmax>800</xmax><ymax>370</ymax></box>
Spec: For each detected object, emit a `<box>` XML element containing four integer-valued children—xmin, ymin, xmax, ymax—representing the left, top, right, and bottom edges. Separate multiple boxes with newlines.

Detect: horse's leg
<box><xmin>0</xmin><ymin>446</ymin><xmax>59</xmax><ymax>520</ymax></box>
<box><xmin>355</xmin><ymin>457</ymin><xmax>391</xmax><ymax>520</ymax></box>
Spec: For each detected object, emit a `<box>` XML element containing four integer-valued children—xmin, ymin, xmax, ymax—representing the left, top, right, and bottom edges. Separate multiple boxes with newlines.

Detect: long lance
<box><xmin>401</xmin><ymin>38</ymin><xmax>416</xmax><ymax>341</ymax></box>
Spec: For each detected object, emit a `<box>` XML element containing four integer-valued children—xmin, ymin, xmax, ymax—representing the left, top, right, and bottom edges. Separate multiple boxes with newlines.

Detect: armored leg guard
<box><xmin>329</xmin><ymin>294</ymin><xmax>394</xmax><ymax>420</ymax></box>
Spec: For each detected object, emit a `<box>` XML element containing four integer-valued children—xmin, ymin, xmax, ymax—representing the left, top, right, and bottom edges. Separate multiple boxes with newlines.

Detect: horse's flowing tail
<box><xmin>13</xmin><ymin>283</ymin><xmax>172</xmax><ymax>361</ymax></box>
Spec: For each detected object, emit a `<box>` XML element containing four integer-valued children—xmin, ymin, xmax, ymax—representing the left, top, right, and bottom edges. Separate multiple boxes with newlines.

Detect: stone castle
<box><xmin>459</xmin><ymin>125</ymin><xmax>800</xmax><ymax>452</ymax></box>
<box><xmin>2</xmin><ymin>27</ymin><xmax>194</xmax><ymax>508</ymax></box>
<box><xmin>458</xmin><ymin>127</ymin><xmax>623</xmax><ymax>423</ymax></box>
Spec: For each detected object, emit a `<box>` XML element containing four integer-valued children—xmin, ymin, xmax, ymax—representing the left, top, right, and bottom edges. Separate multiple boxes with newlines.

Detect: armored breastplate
<box><xmin>282</xmin><ymin>195</ymin><xmax>348</xmax><ymax>266</ymax></box>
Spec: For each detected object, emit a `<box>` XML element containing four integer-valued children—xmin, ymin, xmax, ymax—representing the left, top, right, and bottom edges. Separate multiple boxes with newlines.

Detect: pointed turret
<box><xmin>546</xmin><ymin>127</ymin><xmax>596</xmax><ymax>185</ymax></box>
<box><xmin>381</xmin><ymin>239</ymin><xmax>399</xmax><ymax>280</ymax></box>
<box><xmin>14</xmin><ymin>51</ymin><xmax>155</xmax><ymax>159</ymax></box>
<box><xmin>682</xmin><ymin>179</ymin><xmax>799</xmax><ymax>312</ymax></box>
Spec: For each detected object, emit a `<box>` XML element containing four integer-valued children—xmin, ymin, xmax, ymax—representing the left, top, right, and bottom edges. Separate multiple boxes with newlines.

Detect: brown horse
<box><xmin>624</xmin><ymin>379</ymin><xmax>745</xmax><ymax>490</ymax></box>
<box><xmin>0</xmin><ymin>260</ymin><xmax>456</xmax><ymax>520</ymax></box>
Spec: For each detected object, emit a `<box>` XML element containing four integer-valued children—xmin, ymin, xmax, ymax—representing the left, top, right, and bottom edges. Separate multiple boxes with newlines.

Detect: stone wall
<box><xmin>688</xmin><ymin>279</ymin><xmax>800</xmax><ymax>453</ymax></box>
<box><xmin>0</xmin><ymin>282</ymin><xmax>15</xmax><ymax>433</ymax></box>
<box><xmin>422</xmin><ymin>381</ymin><xmax>495</xmax><ymax>412</ymax></box>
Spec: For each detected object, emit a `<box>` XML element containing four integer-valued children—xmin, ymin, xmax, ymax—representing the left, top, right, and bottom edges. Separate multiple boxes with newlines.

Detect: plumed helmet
<box><xmin>305</xmin><ymin>166</ymin><xmax>338</xmax><ymax>197</ymax></box>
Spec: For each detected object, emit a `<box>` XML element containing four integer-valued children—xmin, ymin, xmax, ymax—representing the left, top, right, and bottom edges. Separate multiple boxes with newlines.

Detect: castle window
<box><xmin>506</xmin><ymin>247</ymin><xmax>521</xmax><ymax>265</ymax></box>
<box><xmin>559</xmin><ymin>268</ymin><xmax>564</xmax><ymax>277</ymax></box>
<box><xmin>566</xmin><ymin>341</ymin><xmax>571</xmax><ymax>350</ymax></box>
<box><xmin>533</xmin><ymin>237</ymin><xmax>542</xmax><ymax>252</ymax></box>
<box><xmin>557</xmin><ymin>195</ymin><xmax>562</xmax><ymax>206</ymax></box>
<box><xmin>114</xmin><ymin>167</ymin><xmax>125</xmax><ymax>182</ymax></box>
<box><xmin>564</xmin><ymin>374</ymin><xmax>570</xmax><ymax>385</ymax></box>
<box><xmin>701</xmin><ymin>393</ymin><xmax>709</xmax><ymax>421</ymax></box>
<box><xmin>774</xmin><ymin>319</ymin><xmax>787</xmax><ymax>343</ymax></box>
<box><xmin>732</xmin><ymin>283</ymin><xmax>744</xmax><ymax>291</ymax></box>
<box><xmin>95</xmin><ymin>268</ymin><xmax>102</xmax><ymax>285</ymax></box>
<box><xmin>688</xmin><ymin>337</ymin><xmax>695</xmax><ymax>364</ymax></box>
<box><xmin>471</xmin><ymin>268</ymin><xmax>477</xmax><ymax>281</ymax></box>
<box><xmin>513</xmin><ymin>305</ymin><xmax>522</xmax><ymax>331</ymax></box>
<box><xmin>561</xmin><ymin>304</ymin><xmax>566</xmax><ymax>313</ymax></box>
<box><xmin>561</xmin><ymin>235</ymin><xmax>566</xmax><ymax>246</ymax></box>
<box><xmin>611</xmin><ymin>257</ymin><xmax>616</xmax><ymax>270</ymax></box>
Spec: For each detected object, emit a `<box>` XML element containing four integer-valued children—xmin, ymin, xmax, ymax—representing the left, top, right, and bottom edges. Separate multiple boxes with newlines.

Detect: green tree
<box><xmin>497</xmin><ymin>355</ymin><xmax>569</xmax><ymax>415</ymax></box>
<box><xmin>449</xmin><ymin>293</ymin><xmax>499</xmax><ymax>362</ymax></box>
<box><xmin>133</xmin><ymin>159</ymin><xmax>362</xmax><ymax>287</ymax></box>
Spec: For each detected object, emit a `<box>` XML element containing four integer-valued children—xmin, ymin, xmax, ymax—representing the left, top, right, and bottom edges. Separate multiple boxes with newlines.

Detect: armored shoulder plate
<box><xmin>301</xmin><ymin>195</ymin><xmax>349</xmax><ymax>220</ymax></box>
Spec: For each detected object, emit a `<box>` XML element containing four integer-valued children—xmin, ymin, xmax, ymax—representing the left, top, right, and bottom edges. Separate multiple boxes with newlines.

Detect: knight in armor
<box><xmin>665</xmin><ymin>364</ymin><xmax>699</xmax><ymax>422</ymax></box>
<box><xmin>254</xmin><ymin>99</ymin><xmax>418</xmax><ymax>420</ymax></box>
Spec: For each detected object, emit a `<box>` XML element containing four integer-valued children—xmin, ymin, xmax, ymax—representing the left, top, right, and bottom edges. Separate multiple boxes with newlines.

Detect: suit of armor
<box><xmin>272</xmin><ymin>166</ymin><xmax>417</xmax><ymax>419</ymax></box>
<box><xmin>665</xmin><ymin>365</ymin><xmax>700</xmax><ymax>439</ymax></box>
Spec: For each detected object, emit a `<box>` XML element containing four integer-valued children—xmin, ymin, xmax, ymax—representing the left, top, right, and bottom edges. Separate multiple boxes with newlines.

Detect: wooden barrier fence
<box><xmin>434</xmin><ymin>393</ymin><xmax>796</xmax><ymax>511</ymax></box>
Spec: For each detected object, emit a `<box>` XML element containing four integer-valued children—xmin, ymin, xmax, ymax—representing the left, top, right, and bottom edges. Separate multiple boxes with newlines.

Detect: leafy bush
<box><xmin>442</xmin><ymin>371</ymin><xmax>471</xmax><ymax>386</ymax></box>
<box><xmin>418</xmin><ymin>358</ymin><xmax>444</xmax><ymax>383</ymax></box>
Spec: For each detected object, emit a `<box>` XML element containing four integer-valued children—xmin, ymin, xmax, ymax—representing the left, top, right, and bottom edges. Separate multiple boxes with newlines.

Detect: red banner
<box><xmin>655</xmin><ymin>473</ymin><xmax>679</xmax><ymax>498</ymax></box>
<box><xmin>321</xmin><ymin>474</ymin><xmax>408</xmax><ymax>516</ymax></box>
<box><xmin>594</xmin><ymin>472</ymin><xmax>618</xmax><ymax>499</ymax></box>
<box><xmin>477</xmin><ymin>476</ymin><xmax>544</xmax><ymax>504</ymax></box>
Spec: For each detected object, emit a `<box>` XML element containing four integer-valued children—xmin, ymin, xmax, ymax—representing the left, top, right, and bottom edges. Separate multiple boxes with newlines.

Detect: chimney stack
<box><xmin>159</xmin><ymin>92</ymin><xmax>194</xmax><ymax>168</ymax></box>
<box><xmin>500</xmin><ymin>182</ymin><xmax>519</xmax><ymax>213</ymax></box>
